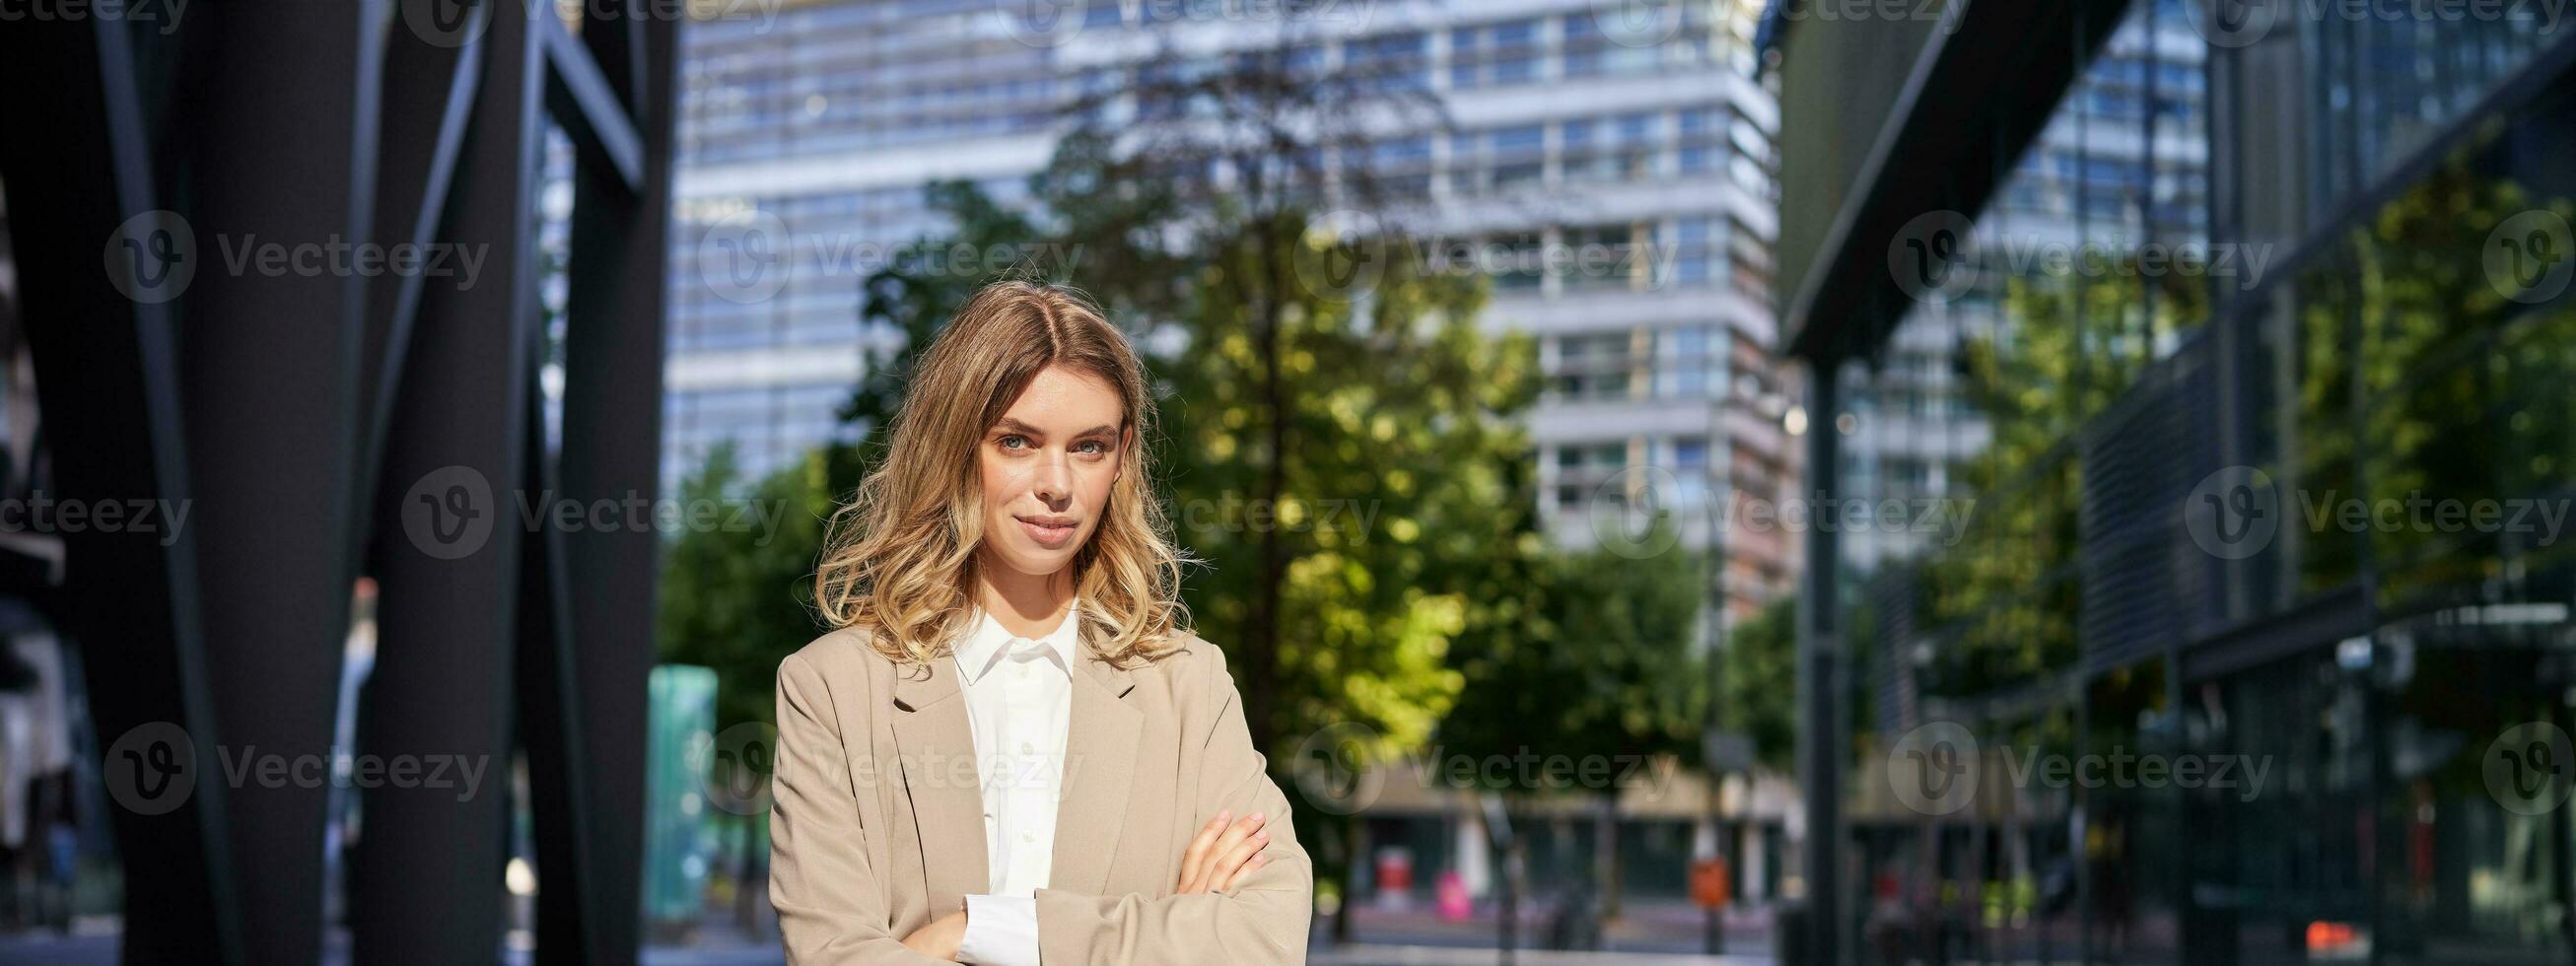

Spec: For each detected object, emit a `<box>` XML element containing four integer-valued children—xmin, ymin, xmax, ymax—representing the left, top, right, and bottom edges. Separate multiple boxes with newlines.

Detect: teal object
<box><xmin>645</xmin><ymin>665</ymin><xmax>719</xmax><ymax>929</ymax></box>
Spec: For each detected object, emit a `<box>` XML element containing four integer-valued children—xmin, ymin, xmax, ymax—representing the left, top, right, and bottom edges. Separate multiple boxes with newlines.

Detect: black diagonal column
<box><xmin>1797</xmin><ymin>370</ymin><xmax>1843</xmax><ymax>966</ymax></box>
<box><xmin>543</xmin><ymin>5</ymin><xmax>680</xmax><ymax>961</ymax></box>
<box><xmin>352</xmin><ymin>2</ymin><xmax>544</xmax><ymax>963</ymax></box>
<box><xmin>0</xmin><ymin>18</ymin><xmax>247</xmax><ymax>966</ymax></box>
<box><xmin>173</xmin><ymin>6</ymin><xmax>382</xmax><ymax>963</ymax></box>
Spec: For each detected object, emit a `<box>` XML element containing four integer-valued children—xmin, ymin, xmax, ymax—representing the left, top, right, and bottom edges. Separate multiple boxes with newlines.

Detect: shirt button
<box><xmin>1019</xmin><ymin>742</ymin><xmax>1034</xmax><ymax>754</ymax></box>
<box><xmin>1019</xmin><ymin>831</ymin><xmax>1035</xmax><ymax>844</ymax></box>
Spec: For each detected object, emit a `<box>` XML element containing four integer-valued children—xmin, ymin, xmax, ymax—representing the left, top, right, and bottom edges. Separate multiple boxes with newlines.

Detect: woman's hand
<box><xmin>900</xmin><ymin>909</ymin><xmax>967</xmax><ymax>961</ymax></box>
<box><xmin>1175</xmin><ymin>809</ymin><xmax>1272</xmax><ymax>894</ymax></box>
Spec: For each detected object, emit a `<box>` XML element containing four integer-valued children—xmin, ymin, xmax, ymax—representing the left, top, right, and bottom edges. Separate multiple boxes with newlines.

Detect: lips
<box><xmin>1015</xmin><ymin>515</ymin><xmax>1079</xmax><ymax>549</ymax></box>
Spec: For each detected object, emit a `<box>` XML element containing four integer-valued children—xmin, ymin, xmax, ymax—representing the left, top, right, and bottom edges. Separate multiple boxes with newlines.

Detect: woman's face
<box><xmin>975</xmin><ymin>364</ymin><xmax>1127</xmax><ymax>583</ymax></box>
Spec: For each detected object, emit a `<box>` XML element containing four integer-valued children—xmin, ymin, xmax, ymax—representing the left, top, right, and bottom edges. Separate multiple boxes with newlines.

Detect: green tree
<box><xmin>837</xmin><ymin>44</ymin><xmax>1539</xmax><ymax>925</ymax></box>
<box><xmin>1720</xmin><ymin>595</ymin><xmax>1799</xmax><ymax>772</ymax></box>
<box><xmin>655</xmin><ymin>441</ymin><xmax>836</xmax><ymax>734</ymax></box>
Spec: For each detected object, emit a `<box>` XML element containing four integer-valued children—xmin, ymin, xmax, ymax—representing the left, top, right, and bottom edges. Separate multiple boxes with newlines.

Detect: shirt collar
<box><xmin>953</xmin><ymin>600</ymin><xmax>1082</xmax><ymax>684</ymax></box>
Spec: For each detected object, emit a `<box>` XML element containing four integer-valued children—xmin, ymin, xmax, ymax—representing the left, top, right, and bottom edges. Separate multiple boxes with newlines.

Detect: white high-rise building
<box><xmin>667</xmin><ymin>0</ymin><xmax>1792</xmax><ymax>618</ymax></box>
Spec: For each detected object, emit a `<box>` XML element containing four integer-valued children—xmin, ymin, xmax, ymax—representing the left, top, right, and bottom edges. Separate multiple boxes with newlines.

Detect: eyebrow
<box><xmin>992</xmin><ymin>418</ymin><xmax>1121</xmax><ymax>438</ymax></box>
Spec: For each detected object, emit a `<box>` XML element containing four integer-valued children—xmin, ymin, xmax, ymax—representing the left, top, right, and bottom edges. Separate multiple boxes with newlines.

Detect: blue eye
<box><xmin>999</xmin><ymin>435</ymin><xmax>1031</xmax><ymax>449</ymax></box>
<box><xmin>1075</xmin><ymin>440</ymin><xmax>1108</xmax><ymax>454</ymax></box>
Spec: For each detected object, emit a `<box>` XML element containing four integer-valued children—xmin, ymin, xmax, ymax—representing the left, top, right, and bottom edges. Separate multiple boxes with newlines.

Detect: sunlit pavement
<box><xmin>0</xmin><ymin>901</ymin><xmax>1780</xmax><ymax>965</ymax></box>
<box><xmin>1332</xmin><ymin>898</ymin><xmax>1775</xmax><ymax>958</ymax></box>
<box><xmin>1314</xmin><ymin>946</ymin><xmax>1772</xmax><ymax>966</ymax></box>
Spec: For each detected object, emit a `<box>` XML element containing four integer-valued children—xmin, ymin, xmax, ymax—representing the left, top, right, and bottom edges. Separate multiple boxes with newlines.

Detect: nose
<box><xmin>1031</xmin><ymin>449</ymin><xmax>1074</xmax><ymax>509</ymax></box>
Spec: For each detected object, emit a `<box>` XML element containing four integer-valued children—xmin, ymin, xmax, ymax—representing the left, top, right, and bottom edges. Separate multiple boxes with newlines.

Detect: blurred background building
<box><xmin>1774</xmin><ymin>0</ymin><xmax>2576</xmax><ymax>963</ymax></box>
<box><xmin>663</xmin><ymin>0</ymin><xmax>1797</xmax><ymax>615</ymax></box>
<box><xmin>661</xmin><ymin>3</ymin><xmax>1808</xmax><ymax>938</ymax></box>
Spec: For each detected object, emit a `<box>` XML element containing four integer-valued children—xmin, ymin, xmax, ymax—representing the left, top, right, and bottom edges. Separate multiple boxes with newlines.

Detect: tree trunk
<box><xmin>1595</xmin><ymin>792</ymin><xmax>1623</xmax><ymax>921</ymax></box>
<box><xmin>1240</xmin><ymin>220</ymin><xmax>1288</xmax><ymax>759</ymax></box>
<box><xmin>1333</xmin><ymin>815</ymin><xmax>1359</xmax><ymax>944</ymax></box>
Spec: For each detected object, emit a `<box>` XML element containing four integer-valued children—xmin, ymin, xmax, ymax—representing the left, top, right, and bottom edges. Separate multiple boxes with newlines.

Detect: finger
<box><xmin>1231</xmin><ymin>854</ymin><xmax>1273</xmax><ymax>891</ymax></box>
<box><xmin>1209</xmin><ymin>826</ymin><xmax>1270</xmax><ymax>891</ymax></box>
<box><xmin>1212</xmin><ymin>839</ymin><xmax>1272</xmax><ymax>893</ymax></box>
<box><xmin>1177</xmin><ymin>810</ymin><xmax>1230</xmax><ymax>893</ymax></box>
<box><xmin>1207</xmin><ymin>811</ymin><xmax>1265</xmax><ymax>861</ymax></box>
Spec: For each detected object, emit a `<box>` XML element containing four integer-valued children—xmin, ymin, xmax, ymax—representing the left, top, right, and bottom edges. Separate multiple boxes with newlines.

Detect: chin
<box><xmin>993</xmin><ymin>544</ymin><xmax>1079</xmax><ymax>580</ymax></box>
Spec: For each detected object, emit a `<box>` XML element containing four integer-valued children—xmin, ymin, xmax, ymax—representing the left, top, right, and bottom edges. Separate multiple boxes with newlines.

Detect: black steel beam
<box><xmin>0</xmin><ymin>18</ymin><xmax>247</xmax><ymax>966</ymax></box>
<box><xmin>169</xmin><ymin>6</ymin><xmax>383</xmax><ymax>962</ymax></box>
<box><xmin>350</xmin><ymin>1</ymin><xmax>545</xmax><ymax>962</ymax></box>
<box><xmin>360</xmin><ymin>2</ymin><xmax>490</xmax><ymax>562</ymax></box>
<box><xmin>1780</xmin><ymin>0</ymin><xmax>2131</xmax><ymax>363</ymax></box>
<box><xmin>518</xmin><ymin>358</ymin><xmax>608</xmax><ymax>966</ymax></box>
<box><xmin>543</xmin><ymin>16</ymin><xmax>646</xmax><ymax>195</ymax></box>
<box><xmin>545</xmin><ymin>3</ymin><xmax>682</xmax><ymax>960</ymax></box>
<box><xmin>1796</xmin><ymin>371</ymin><xmax>1842</xmax><ymax>966</ymax></box>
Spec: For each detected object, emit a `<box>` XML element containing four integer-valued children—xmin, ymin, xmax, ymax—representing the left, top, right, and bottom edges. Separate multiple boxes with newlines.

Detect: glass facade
<box><xmin>666</xmin><ymin>0</ymin><xmax>1800</xmax><ymax>621</ymax></box>
<box><xmin>1824</xmin><ymin>1</ymin><xmax>2576</xmax><ymax>963</ymax></box>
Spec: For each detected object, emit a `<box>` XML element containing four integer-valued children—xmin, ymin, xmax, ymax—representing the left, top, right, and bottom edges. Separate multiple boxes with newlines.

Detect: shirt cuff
<box><xmin>958</xmin><ymin>894</ymin><xmax>1041</xmax><ymax>966</ymax></box>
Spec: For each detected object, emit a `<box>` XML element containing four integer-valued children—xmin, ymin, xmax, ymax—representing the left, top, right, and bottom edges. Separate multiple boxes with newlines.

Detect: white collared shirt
<box><xmin>952</xmin><ymin>603</ymin><xmax>1080</xmax><ymax>966</ymax></box>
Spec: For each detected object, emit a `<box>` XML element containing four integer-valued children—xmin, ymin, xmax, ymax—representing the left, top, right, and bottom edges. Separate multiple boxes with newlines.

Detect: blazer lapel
<box><xmin>1048</xmin><ymin>646</ymin><xmax>1141</xmax><ymax>895</ymax></box>
<box><xmin>889</xmin><ymin>660</ymin><xmax>988</xmax><ymax>916</ymax></box>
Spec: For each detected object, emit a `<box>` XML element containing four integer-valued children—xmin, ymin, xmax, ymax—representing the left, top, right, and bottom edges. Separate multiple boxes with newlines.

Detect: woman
<box><xmin>771</xmin><ymin>281</ymin><xmax>1312</xmax><ymax>964</ymax></box>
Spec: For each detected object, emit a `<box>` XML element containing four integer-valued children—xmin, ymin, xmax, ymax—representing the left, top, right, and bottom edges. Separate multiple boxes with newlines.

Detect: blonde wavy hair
<box><xmin>813</xmin><ymin>281</ymin><xmax>1190</xmax><ymax>668</ymax></box>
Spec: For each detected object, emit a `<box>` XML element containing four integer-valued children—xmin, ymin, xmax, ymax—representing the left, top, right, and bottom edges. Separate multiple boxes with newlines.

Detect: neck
<box><xmin>974</xmin><ymin>555</ymin><xmax>1076</xmax><ymax>638</ymax></box>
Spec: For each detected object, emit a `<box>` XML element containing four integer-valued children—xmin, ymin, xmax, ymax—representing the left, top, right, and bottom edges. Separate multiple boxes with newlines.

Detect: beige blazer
<box><xmin>770</xmin><ymin>626</ymin><xmax>1314</xmax><ymax>964</ymax></box>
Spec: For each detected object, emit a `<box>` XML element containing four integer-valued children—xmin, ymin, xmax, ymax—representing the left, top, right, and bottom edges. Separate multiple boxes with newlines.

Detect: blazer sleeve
<box><xmin>770</xmin><ymin>652</ymin><xmax>948</xmax><ymax>966</ymax></box>
<box><xmin>1031</xmin><ymin>646</ymin><xmax>1315</xmax><ymax>965</ymax></box>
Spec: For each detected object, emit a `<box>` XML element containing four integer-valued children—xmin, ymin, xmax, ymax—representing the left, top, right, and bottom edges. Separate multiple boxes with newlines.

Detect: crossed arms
<box><xmin>768</xmin><ymin>651</ymin><xmax>1314</xmax><ymax>965</ymax></box>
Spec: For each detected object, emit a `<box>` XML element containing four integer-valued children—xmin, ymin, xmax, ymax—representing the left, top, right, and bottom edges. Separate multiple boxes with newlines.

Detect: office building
<box><xmin>1774</xmin><ymin>0</ymin><xmax>2576</xmax><ymax>962</ymax></box>
<box><xmin>666</xmin><ymin>0</ymin><xmax>1795</xmax><ymax>623</ymax></box>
